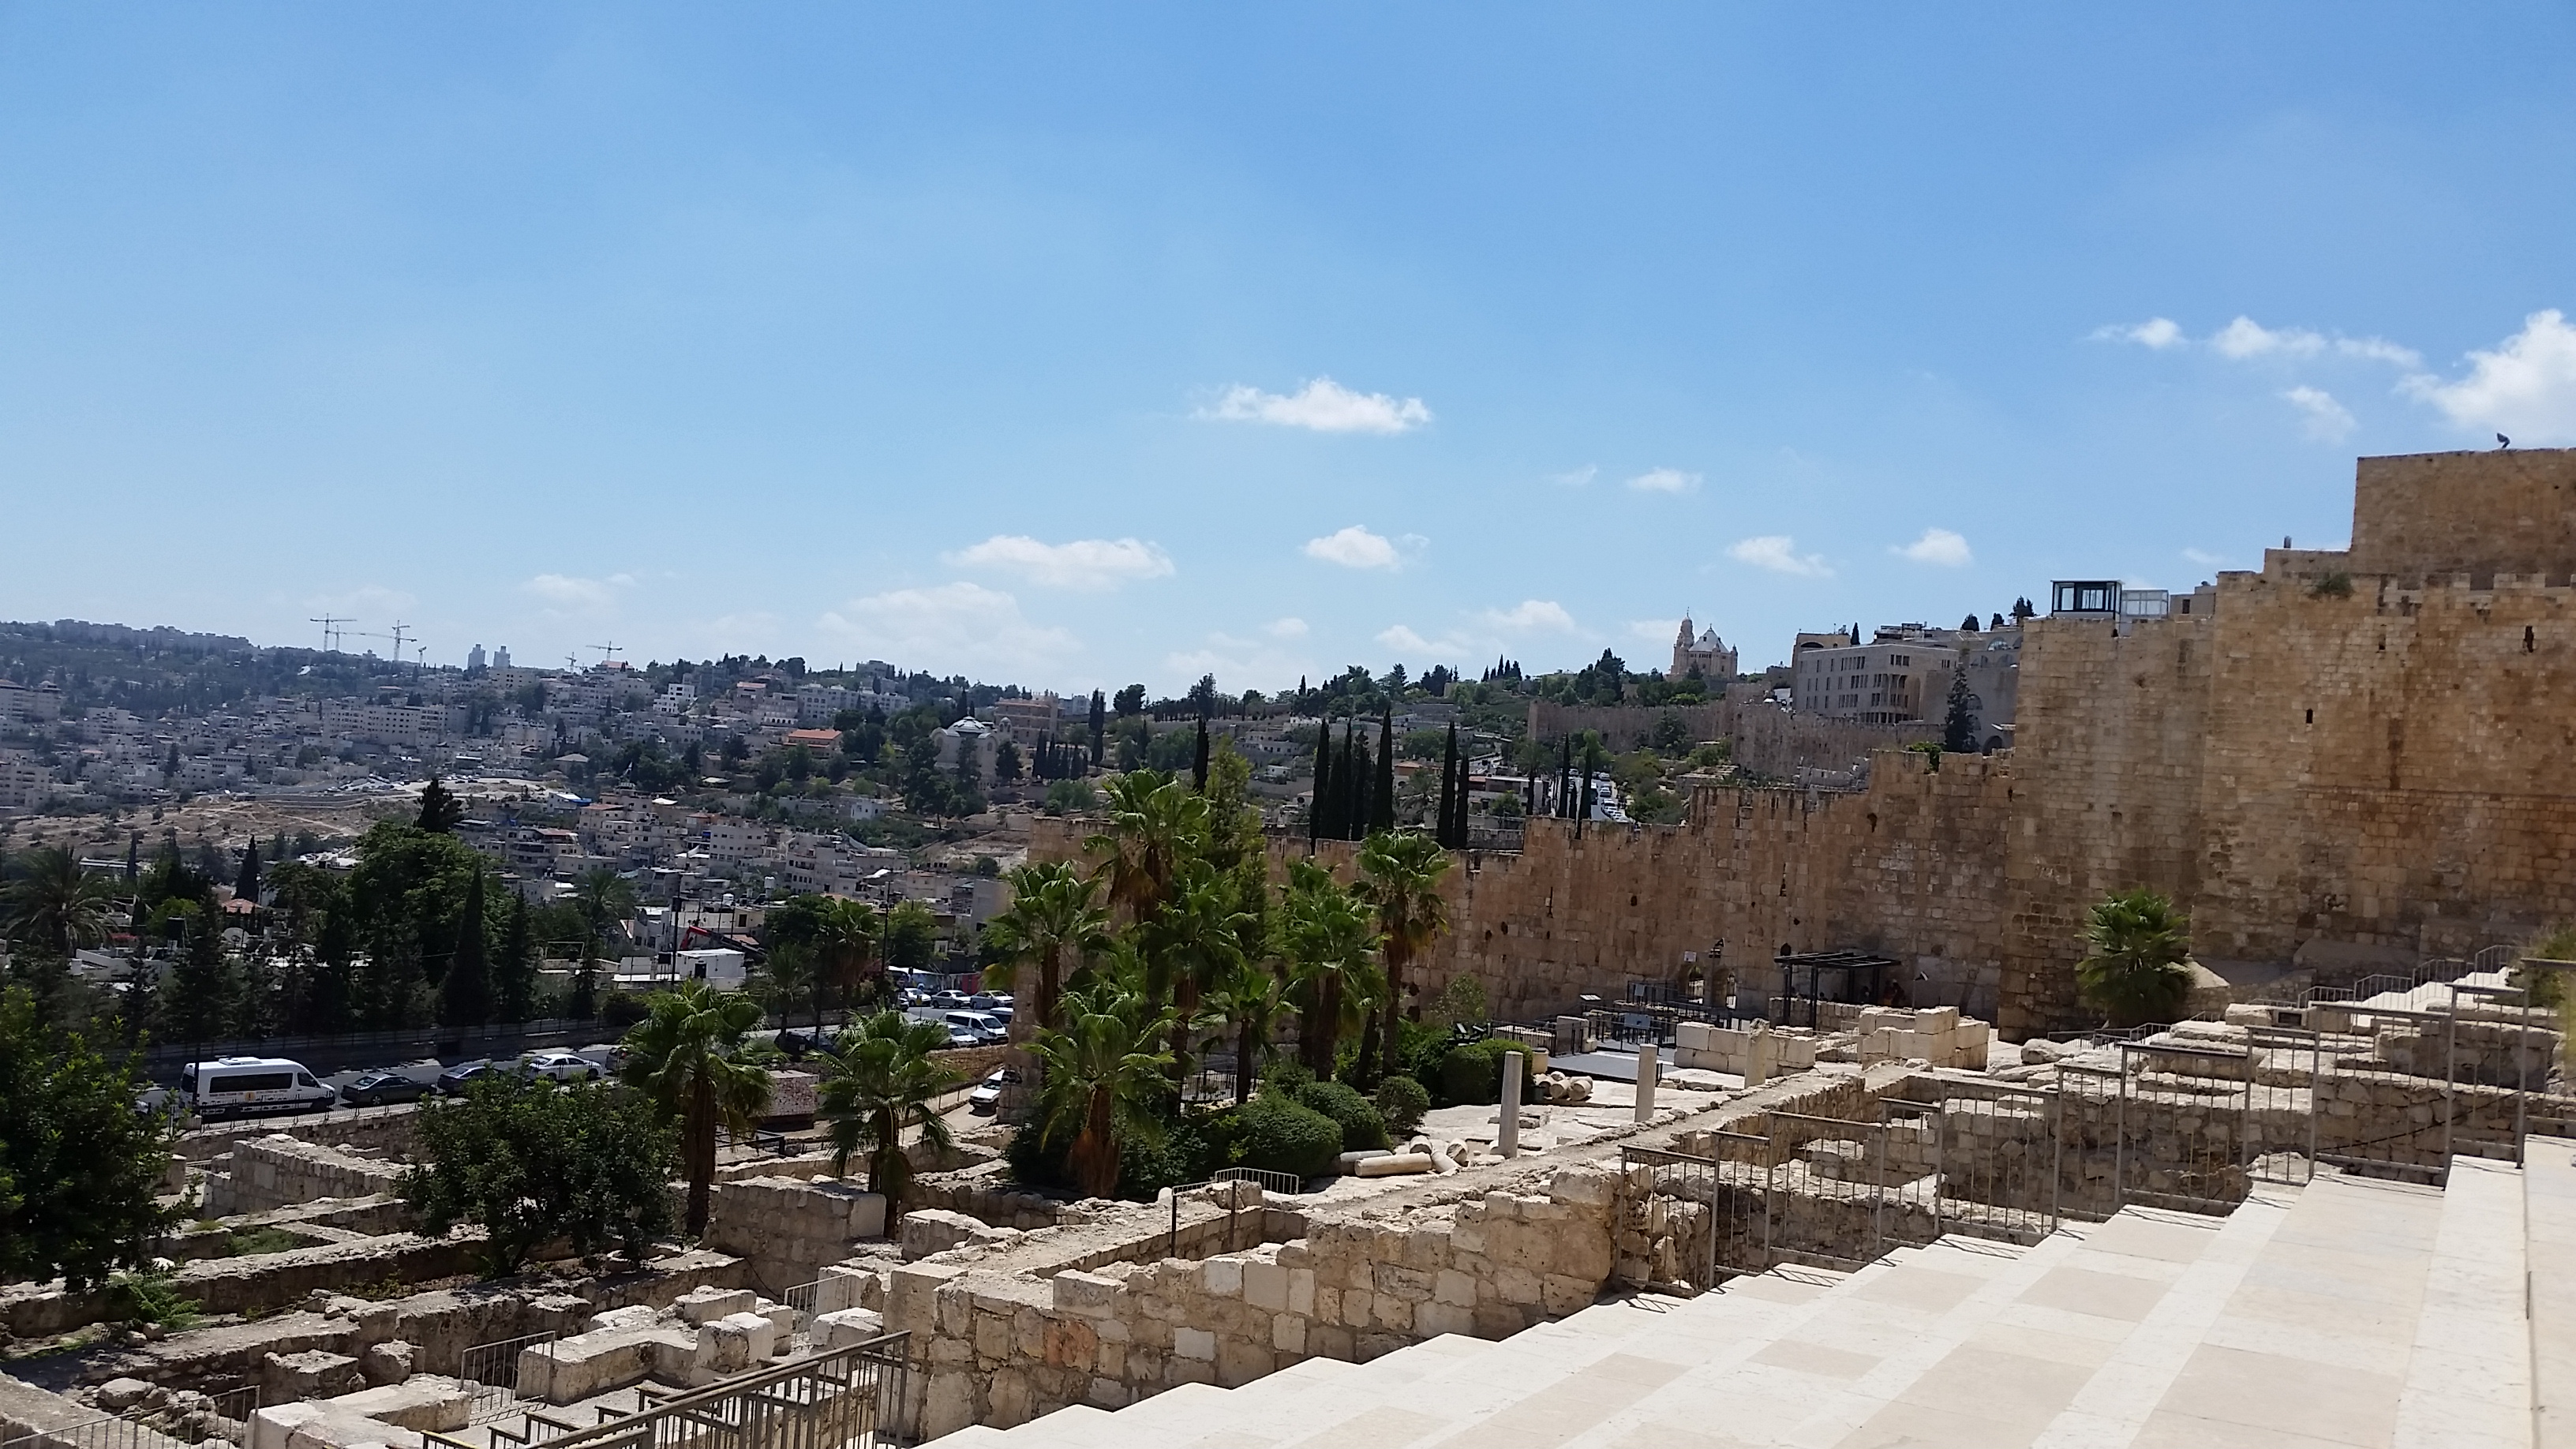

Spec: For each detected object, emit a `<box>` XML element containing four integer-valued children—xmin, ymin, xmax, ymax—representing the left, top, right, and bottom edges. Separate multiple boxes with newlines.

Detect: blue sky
<box><xmin>5</xmin><ymin>6</ymin><xmax>2574</xmax><ymax>697</ymax></box>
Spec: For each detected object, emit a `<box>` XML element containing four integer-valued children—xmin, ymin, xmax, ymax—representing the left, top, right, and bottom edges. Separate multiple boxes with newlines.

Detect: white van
<box><xmin>181</xmin><ymin>1057</ymin><xmax>337</xmax><ymax>1119</ymax></box>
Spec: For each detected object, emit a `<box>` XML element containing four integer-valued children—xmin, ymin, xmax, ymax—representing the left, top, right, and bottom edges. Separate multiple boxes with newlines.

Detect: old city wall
<box><xmin>2347</xmin><ymin>449</ymin><xmax>2576</xmax><ymax>579</ymax></box>
<box><xmin>1524</xmin><ymin>697</ymin><xmax>1932</xmax><ymax>778</ymax></box>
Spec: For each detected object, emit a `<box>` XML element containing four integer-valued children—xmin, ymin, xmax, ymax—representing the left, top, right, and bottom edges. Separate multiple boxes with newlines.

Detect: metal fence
<box><xmin>462</xmin><ymin>1331</ymin><xmax>560</xmax><ymax>1425</ymax></box>
<box><xmin>451</xmin><ymin>1332</ymin><xmax>912</xmax><ymax>1449</ymax></box>
<box><xmin>783</xmin><ymin>1281</ymin><xmax>822</xmax><ymax>1354</ymax></box>
<box><xmin>0</xmin><ymin>1388</ymin><xmax>259</xmax><ymax>1449</ymax></box>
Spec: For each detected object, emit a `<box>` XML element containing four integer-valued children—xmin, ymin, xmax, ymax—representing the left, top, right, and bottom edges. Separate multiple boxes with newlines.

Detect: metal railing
<box><xmin>1162</xmin><ymin>1172</ymin><xmax>1295</xmax><ymax>1258</ymax></box>
<box><xmin>453</xmin><ymin>1333</ymin><xmax>912</xmax><ymax>1449</ymax></box>
<box><xmin>0</xmin><ymin>1387</ymin><xmax>258</xmax><ymax>1449</ymax></box>
<box><xmin>462</xmin><ymin>1331</ymin><xmax>560</xmax><ymax>1425</ymax></box>
<box><xmin>782</xmin><ymin>1281</ymin><xmax>821</xmax><ymax>1354</ymax></box>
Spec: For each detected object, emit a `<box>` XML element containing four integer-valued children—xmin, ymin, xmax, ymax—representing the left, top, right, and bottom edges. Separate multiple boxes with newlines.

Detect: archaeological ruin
<box><xmin>4</xmin><ymin>448</ymin><xmax>2572</xmax><ymax>1448</ymax></box>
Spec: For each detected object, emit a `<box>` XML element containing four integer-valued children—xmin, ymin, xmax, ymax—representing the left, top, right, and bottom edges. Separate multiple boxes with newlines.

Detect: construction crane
<box><xmin>350</xmin><ymin>621</ymin><xmax>416</xmax><ymax>668</ymax></box>
<box><xmin>308</xmin><ymin>615</ymin><xmax>351</xmax><ymax>653</ymax></box>
<box><xmin>587</xmin><ymin>641</ymin><xmax>623</xmax><ymax>666</ymax></box>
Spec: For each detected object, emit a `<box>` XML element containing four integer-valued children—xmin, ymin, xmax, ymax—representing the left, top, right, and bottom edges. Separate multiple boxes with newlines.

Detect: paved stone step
<box><xmin>2524</xmin><ymin>1140</ymin><xmax>2576</xmax><ymax>1448</ymax></box>
<box><xmin>1559</xmin><ymin>1222</ymin><xmax>2095</xmax><ymax>1448</ymax></box>
<box><xmin>2034</xmin><ymin>1167</ymin><xmax>2445</xmax><ymax>1449</ymax></box>
<box><xmin>2396</xmin><ymin>1155</ymin><xmax>2533</xmax><ymax>1448</ymax></box>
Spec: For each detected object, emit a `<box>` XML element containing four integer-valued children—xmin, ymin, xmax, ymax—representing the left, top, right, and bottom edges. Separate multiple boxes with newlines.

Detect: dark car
<box><xmin>433</xmin><ymin>1061</ymin><xmax>494</xmax><ymax>1096</ymax></box>
<box><xmin>340</xmin><ymin>1072</ymin><xmax>428</xmax><ymax>1107</ymax></box>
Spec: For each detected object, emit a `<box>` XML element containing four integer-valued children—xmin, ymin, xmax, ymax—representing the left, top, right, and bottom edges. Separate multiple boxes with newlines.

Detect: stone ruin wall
<box><xmin>202</xmin><ymin>1137</ymin><xmax>408</xmax><ymax>1218</ymax></box>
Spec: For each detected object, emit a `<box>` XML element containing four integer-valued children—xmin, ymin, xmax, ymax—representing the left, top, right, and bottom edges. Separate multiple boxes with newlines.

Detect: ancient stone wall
<box><xmin>2346</xmin><ymin>447</ymin><xmax>2576</xmax><ymax>578</ymax></box>
<box><xmin>202</xmin><ymin>1137</ymin><xmax>408</xmax><ymax>1217</ymax></box>
<box><xmin>1524</xmin><ymin>698</ymin><xmax>1932</xmax><ymax>777</ymax></box>
<box><xmin>886</xmin><ymin>1166</ymin><xmax>1619</xmax><ymax>1438</ymax></box>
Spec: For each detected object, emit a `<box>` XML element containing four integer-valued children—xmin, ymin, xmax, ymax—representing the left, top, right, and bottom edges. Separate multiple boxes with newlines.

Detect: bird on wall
<box><xmin>2498</xmin><ymin>433</ymin><xmax>2512</xmax><ymax>450</ymax></box>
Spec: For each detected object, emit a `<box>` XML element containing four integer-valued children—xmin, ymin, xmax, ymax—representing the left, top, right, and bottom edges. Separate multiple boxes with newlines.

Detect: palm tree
<box><xmin>1</xmin><ymin>846</ymin><xmax>117</xmax><ymax>958</ymax></box>
<box><xmin>1282</xmin><ymin>867</ymin><xmax>1383</xmax><ymax>1077</ymax></box>
<box><xmin>817</xmin><ymin>1011</ymin><xmax>960</xmax><ymax>1221</ymax></box>
<box><xmin>620</xmin><ymin>982</ymin><xmax>773</xmax><ymax>1235</ymax></box>
<box><xmin>2076</xmin><ymin>889</ymin><xmax>2194</xmax><ymax>1028</ymax></box>
<box><xmin>1139</xmin><ymin>861</ymin><xmax>1251</xmax><ymax>1081</ymax></box>
<box><xmin>1084</xmin><ymin>771</ymin><xmax>1210</xmax><ymax>923</ymax></box>
<box><xmin>1027</xmin><ymin>979</ymin><xmax>1175</xmax><ymax>1199</ymax></box>
<box><xmin>981</xmin><ymin>863</ymin><xmax>1111</xmax><ymax>1034</ymax></box>
<box><xmin>1198</xmin><ymin>958</ymin><xmax>1282</xmax><ymax>1105</ymax></box>
<box><xmin>1356</xmin><ymin>829</ymin><xmax>1453</xmax><ymax>1078</ymax></box>
<box><xmin>762</xmin><ymin>940</ymin><xmax>825</xmax><ymax>1032</ymax></box>
<box><xmin>811</xmin><ymin>897</ymin><xmax>882</xmax><ymax>1017</ymax></box>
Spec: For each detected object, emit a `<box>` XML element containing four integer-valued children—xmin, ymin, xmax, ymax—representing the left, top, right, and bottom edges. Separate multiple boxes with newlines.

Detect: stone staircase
<box><xmin>937</xmin><ymin>1150</ymin><xmax>2576</xmax><ymax>1447</ymax></box>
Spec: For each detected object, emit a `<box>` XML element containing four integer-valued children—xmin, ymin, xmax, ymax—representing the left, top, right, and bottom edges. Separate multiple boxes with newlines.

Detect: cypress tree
<box><xmin>1435</xmin><ymin>724</ymin><xmax>1457</xmax><ymax>848</ymax></box>
<box><xmin>1346</xmin><ymin>725</ymin><xmax>1375</xmax><ymax>840</ymax></box>
<box><xmin>1557</xmin><ymin>739</ymin><xmax>1574</xmax><ymax>818</ymax></box>
<box><xmin>440</xmin><ymin>868</ymin><xmax>493</xmax><ymax>1027</ymax></box>
<box><xmin>233</xmin><ymin>837</ymin><xmax>261</xmax><ymax>906</ymax></box>
<box><xmin>125</xmin><ymin>834</ymin><xmax>139</xmax><ymax>881</ymax></box>
<box><xmin>1192</xmin><ymin>714</ymin><xmax>1211</xmax><ymax>792</ymax></box>
<box><xmin>1088</xmin><ymin>690</ymin><xmax>1106</xmax><ymax>766</ymax></box>
<box><xmin>1311</xmin><ymin>722</ymin><xmax>1333</xmax><ymax>843</ymax></box>
<box><xmin>1372</xmin><ymin>707</ymin><xmax>1396</xmax><ymax>833</ymax></box>
<box><xmin>1441</xmin><ymin>722</ymin><xmax>1464</xmax><ymax>847</ymax></box>
<box><xmin>495</xmin><ymin>893</ymin><xmax>536</xmax><ymax>1023</ymax></box>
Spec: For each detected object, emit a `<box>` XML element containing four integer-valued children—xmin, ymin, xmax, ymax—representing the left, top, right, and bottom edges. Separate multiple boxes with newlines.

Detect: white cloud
<box><xmin>522</xmin><ymin>574</ymin><xmax>635</xmax><ymax>612</ymax></box>
<box><xmin>1476</xmin><ymin>599</ymin><xmax>1578</xmax><ymax>633</ymax></box>
<box><xmin>1375</xmin><ymin>623</ymin><xmax>1474</xmax><ymax>657</ymax></box>
<box><xmin>1893</xmin><ymin>528</ymin><xmax>1974</xmax><ymax>567</ymax></box>
<box><xmin>1264</xmin><ymin>616</ymin><xmax>1309</xmax><ymax>638</ymax></box>
<box><xmin>1200</xmin><ymin>376</ymin><xmax>1432</xmax><ymax>434</ymax></box>
<box><xmin>2282</xmin><ymin>385</ymin><xmax>2357</xmax><ymax>440</ymax></box>
<box><xmin>814</xmin><ymin>582</ymin><xmax>1077</xmax><ymax>671</ymax></box>
<box><xmin>2402</xmin><ymin>309</ymin><xmax>2576</xmax><ymax>445</ymax></box>
<box><xmin>1727</xmin><ymin>535</ymin><xmax>1833</xmax><ymax>578</ymax></box>
<box><xmin>2336</xmin><ymin>336</ymin><xmax>2423</xmax><ymax>367</ymax></box>
<box><xmin>2091</xmin><ymin>317</ymin><xmax>2185</xmax><ymax>349</ymax></box>
<box><xmin>1164</xmin><ymin>632</ymin><xmax>1314</xmax><ymax>695</ymax></box>
<box><xmin>2211</xmin><ymin>316</ymin><xmax>2328</xmax><ymax>359</ymax></box>
<box><xmin>1303</xmin><ymin>525</ymin><xmax>1413</xmax><ymax>570</ymax></box>
<box><xmin>1549</xmin><ymin>465</ymin><xmax>1598</xmax><ymax>488</ymax></box>
<box><xmin>942</xmin><ymin>535</ymin><xmax>1174</xmax><ymax>591</ymax></box>
<box><xmin>2181</xmin><ymin>548</ymin><xmax>2230</xmax><ymax>568</ymax></box>
<box><xmin>1628</xmin><ymin>618</ymin><xmax>1685</xmax><ymax>646</ymax></box>
<box><xmin>1627</xmin><ymin>467</ymin><xmax>1702</xmax><ymax>495</ymax></box>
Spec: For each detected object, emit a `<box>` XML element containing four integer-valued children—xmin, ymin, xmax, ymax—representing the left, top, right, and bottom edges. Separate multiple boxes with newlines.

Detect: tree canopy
<box><xmin>0</xmin><ymin>988</ymin><xmax>176</xmax><ymax>1290</ymax></box>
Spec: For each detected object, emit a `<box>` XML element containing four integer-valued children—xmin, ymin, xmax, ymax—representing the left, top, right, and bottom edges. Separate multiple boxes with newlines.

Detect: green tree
<box><xmin>2</xmin><ymin>847</ymin><xmax>116</xmax><ymax>960</ymax></box>
<box><xmin>620</xmin><ymin>982</ymin><xmax>773</xmax><ymax>1235</ymax></box>
<box><xmin>167</xmin><ymin>915</ymin><xmax>240</xmax><ymax>1043</ymax></box>
<box><xmin>2076</xmin><ymin>889</ymin><xmax>2194</xmax><ymax>1028</ymax></box>
<box><xmin>982</xmin><ymin>862</ymin><xmax>1112</xmax><ymax>1034</ymax></box>
<box><xmin>1356</xmin><ymin>829</ymin><xmax>1453</xmax><ymax>1079</ymax></box>
<box><xmin>1085</xmin><ymin>771</ymin><xmax>1211</xmax><ymax>923</ymax></box>
<box><xmin>1372</xmin><ymin>708</ymin><xmax>1396</xmax><ymax>833</ymax></box>
<box><xmin>994</xmin><ymin>739</ymin><xmax>1023</xmax><ymax>783</ymax></box>
<box><xmin>494</xmin><ymin>893</ymin><xmax>537</xmax><ymax>1023</ymax></box>
<box><xmin>1026</xmin><ymin>980</ymin><xmax>1175</xmax><ymax>1199</ymax></box>
<box><xmin>817</xmin><ymin>1011</ymin><xmax>961</xmax><ymax>1221</ymax></box>
<box><xmin>1137</xmin><ymin>862</ymin><xmax>1251</xmax><ymax>1080</ymax></box>
<box><xmin>0</xmin><ymin>988</ymin><xmax>176</xmax><ymax>1290</ymax></box>
<box><xmin>439</xmin><ymin>867</ymin><xmax>493</xmax><ymax>1027</ymax></box>
<box><xmin>231</xmin><ymin>837</ymin><xmax>261</xmax><ymax>907</ymax></box>
<box><xmin>814</xmin><ymin>897</ymin><xmax>884</xmax><ymax>1011</ymax></box>
<box><xmin>1309</xmin><ymin>722</ymin><xmax>1335</xmax><ymax>844</ymax></box>
<box><xmin>762</xmin><ymin>941</ymin><xmax>824</xmax><ymax>1031</ymax></box>
<box><xmin>1282</xmin><ymin>864</ymin><xmax>1383</xmax><ymax>1077</ymax></box>
<box><xmin>414</xmin><ymin>777</ymin><xmax>466</xmax><ymax>833</ymax></box>
<box><xmin>882</xmin><ymin>900</ymin><xmax>941</xmax><ymax>975</ymax></box>
<box><xmin>1199</xmin><ymin>958</ymin><xmax>1282</xmax><ymax>1105</ymax></box>
<box><xmin>570</xmin><ymin>867</ymin><xmax>634</xmax><ymax>1020</ymax></box>
<box><xmin>1088</xmin><ymin>689</ymin><xmax>1106</xmax><ymax>767</ymax></box>
<box><xmin>403</xmin><ymin>1076</ymin><xmax>675</xmax><ymax>1275</ymax></box>
<box><xmin>1943</xmin><ymin>668</ymin><xmax>1979</xmax><ymax>753</ymax></box>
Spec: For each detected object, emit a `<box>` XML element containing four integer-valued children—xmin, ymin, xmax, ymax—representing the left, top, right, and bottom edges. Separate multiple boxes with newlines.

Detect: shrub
<box><xmin>1260</xmin><ymin>1058</ymin><xmax>1316</xmax><ymax>1097</ymax></box>
<box><xmin>404</xmin><ymin>1077</ymin><xmax>676</xmax><ymax>1276</ymax></box>
<box><xmin>1435</xmin><ymin>1037</ymin><xmax>1536</xmax><ymax>1107</ymax></box>
<box><xmin>1295</xmin><ymin>1080</ymin><xmax>1391</xmax><ymax>1153</ymax></box>
<box><xmin>1231</xmin><ymin>1092</ymin><xmax>1342</xmax><ymax>1181</ymax></box>
<box><xmin>1374</xmin><ymin>1074</ymin><xmax>1430</xmax><ymax>1138</ymax></box>
<box><xmin>2076</xmin><ymin>889</ymin><xmax>2193</xmax><ymax>1028</ymax></box>
<box><xmin>106</xmin><ymin>1272</ymin><xmax>200</xmax><ymax>1329</ymax></box>
<box><xmin>600</xmin><ymin>993</ymin><xmax>650</xmax><ymax>1032</ymax></box>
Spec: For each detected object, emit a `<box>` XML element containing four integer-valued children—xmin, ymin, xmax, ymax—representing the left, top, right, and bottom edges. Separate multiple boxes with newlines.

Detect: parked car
<box><xmin>520</xmin><ymin>1051</ymin><xmax>604</xmax><ymax>1084</ymax></box>
<box><xmin>967</xmin><ymin>1067</ymin><xmax>1018</xmax><ymax>1115</ymax></box>
<box><xmin>941</xmin><ymin>1010</ymin><xmax>1009</xmax><ymax>1045</ymax></box>
<box><xmin>945</xmin><ymin>1026</ymin><xmax>982</xmax><ymax>1049</ymax></box>
<box><xmin>969</xmin><ymin>992</ymin><xmax>1013</xmax><ymax>1012</ymax></box>
<box><xmin>928</xmin><ymin>990</ymin><xmax>974</xmax><ymax>1011</ymax></box>
<box><xmin>339</xmin><ymin>1072</ymin><xmax>429</xmax><ymax>1107</ymax></box>
<box><xmin>434</xmin><ymin>1061</ymin><xmax>494</xmax><ymax>1096</ymax></box>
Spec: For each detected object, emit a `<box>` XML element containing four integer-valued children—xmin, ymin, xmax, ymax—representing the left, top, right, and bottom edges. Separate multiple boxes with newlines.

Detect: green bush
<box><xmin>600</xmin><ymin>994</ymin><xmax>650</xmax><ymax>1032</ymax></box>
<box><xmin>1294</xmin><ymin>1080</ymin><xmax>1390</xmax><ymax>1153</ymax></box>
<box><xmin>1232</xmin><ymin>1092</ymin><xmax>1342</xmax><ymax>1181</ymax></box>
<box><xmin>1435</xmin><ymin>1038</ymin><xmax>1536</xmax><ymax>1107</ymax></box>
<box><xmin>1374</xmin><ymin>1075</ymin><xmax>1431</xmax><ymax>1138</ymax></box>
<box><xmin>1259</xmin><ymin>1059</ymin><xmax>1316</xmax><ymax>1096</ymax></box>
<box><xmin>107</xmin><ymin>1272</ymin><xmax>200</xmax><ymax>1329</ymax></box>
